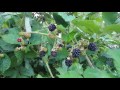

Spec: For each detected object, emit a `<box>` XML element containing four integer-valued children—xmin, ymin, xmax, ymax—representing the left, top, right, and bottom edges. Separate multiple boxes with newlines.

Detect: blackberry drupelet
<box><xmin>72</xmin><ymin>48</ymin><xmax>80</xmax><ymax>58</ymax></box>
<box><xmin>48</xmin><ymin>24</ymin><xmax>56</xmax><ymax>32</ymax></box>
<box><xmin>88</xmin><ymin>43</ymin><xmax>97</xmax><ymax>51</ymax></box>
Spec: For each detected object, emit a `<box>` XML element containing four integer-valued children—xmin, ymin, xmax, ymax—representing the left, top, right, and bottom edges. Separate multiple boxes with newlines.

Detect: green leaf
<box><xmin>2</xmin><ymin>28</ymin><xmax>20</xmax><ymax>44</ymax></box>
<box><xmin>69</xmin><ymin>63</ymin><xmax>83</xmax><ymax>75</ymax></box>
<box><xmin>53</xmin><ymin>13</ymin><xmax>69</xmax><ymax>27</ymax></box>
<box><xmin>62</xmin><ymin>30</ymin><xmax>76</xmax><ymax>43</ymax></box>
<box><xmin>36</xmin><ymin>74</ymin><xmax>43</xmax><ymax>78</ymax></box>
<box><xmin>102</xmin><ymin>12</ymin><xmax>118</xmax><ymax>25</ymax></box>
<box><xmin>14</xmin><ymin>51</ymin><xmax>24</xmax><ymax>65</ymax></box>
<box><xmin>107</xmin><ymin>49</ymin><xmax>120</xmax><ymax>74</ymax></box>
<box><xmin>19</xmin><ymin>66</ymin><xmax>34</xmax><ymax>77</ymax></box>
<box><xmin>56</xmin><ymin>63</ymin><xmax>83</xmax><ymax>78</ymax></box>
<box><xmin>56</xmin><ymin>48</ymin><xmax>68</xmax><ymax>60</ymax></box>
<box><xmin>4</xmin><ymin>69</ymin><xmax>19</xmax><ymax>78</ymax></box>
<box><xmin>0</xmin><ymin>54</ymin><xmax>11</xmax><ymax>73</ymax></box>
<box><xmin>72</xmin><ymin>19</ymin><xmax>101</xmax><ymax>34</ymax></box>
<box><xmin>0</xmin><ymin>39</ymin><xmax>15</xmax><ymax>52</ymax></box>
<box><xmin>58</xmin><ymin>12</ymin><xmax>75</xmax><ymax>22</ymax></box>
<box><xmin>58</xmin><ymin>71</ymin><xmax>82</xmax><ymax>78</ymax></box>
<box><xmin>31</xmin><ymin>20</ymin><xmax>42</xmax><ymax>31</ymax></box>
<box><xmin>103</xmin><ymin>24</ymin><xmax>120</xmax><ymax>34</ymax></box>
<box><xmin>83</xmin><ymin>67</ymin><xmax>113</xmax><ymax>78</ymax></box>
<box><xmin>25</xmin><ymin>51</ymin><xmax>37</xmax><ymax>59</ymax></box>
<box><xmin>29</xmin><ymin>33</ymin><xmax>42</xmax><ymax>45</ymax></box>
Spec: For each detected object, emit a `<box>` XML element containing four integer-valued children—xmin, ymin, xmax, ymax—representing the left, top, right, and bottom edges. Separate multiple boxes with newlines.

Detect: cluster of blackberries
<box><xmin>88</xmin><ymin>43</ymin><xmax>97</xmax><ymax>51</ymax></box>
<box><xmin>65</xmin><ymin>59</ymin><xmax>72</xmax><ymax>67</ymax></box>
<box><xmin>72</xmin><ymin>48</ymin><xmax>81</xmax><ymax>58</ymax></box>
<box><xmin>48</xmin><ymin>24</ymin><xmax>56</xmax><ymax>32</ymax></box>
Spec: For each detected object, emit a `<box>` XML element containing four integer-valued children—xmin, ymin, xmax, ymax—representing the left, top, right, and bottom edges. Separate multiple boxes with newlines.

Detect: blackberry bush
<box><xmin>0</xmin><ymin>12</ymin><xmax>119</xmax><ymax>78</ymax></box>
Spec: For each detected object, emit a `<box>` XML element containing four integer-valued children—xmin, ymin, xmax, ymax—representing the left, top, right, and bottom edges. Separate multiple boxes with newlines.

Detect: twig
<box><xmin>31</xmin><ymin>32</ymin><xmax>48</xmax><ymax>36</ymax></box>
<box><xmin>45</xmin><ymin>62</ymin><xmax>54</xmax><ymax>78</ymax></box>
<box><xmin>85</xmin><ymin>54</ymin><xmax>94</xmax><ymax>68</ymax></box>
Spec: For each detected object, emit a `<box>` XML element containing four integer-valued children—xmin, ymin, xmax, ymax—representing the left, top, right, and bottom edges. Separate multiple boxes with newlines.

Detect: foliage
<box><xmin>0</xmin><ymin>12</ymin><xmax>120</xmax><ymax>78</ymax></box>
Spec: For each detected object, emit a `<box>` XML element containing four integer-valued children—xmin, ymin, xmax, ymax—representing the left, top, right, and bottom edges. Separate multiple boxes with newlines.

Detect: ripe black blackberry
<box><xmin>39</xmin><ymin>51</ymin><xmax>46</xmax><ymax>57</ymax></box>
<box><xmin>88</xmin><ymin>43</ymin><xmax>97</xmax><ymax>51</ymax></box>
<box><xmin>51</xmin><ymin>50</ymin><xmax>57</xmax><ymax>57</ymax></box>
<box><xmin>48</xmin><ymin>24</ymin><xmax>56</xmax><ymax>32</ymax></box>
<box><xmin>72</xmin><ymin>48</ymin><xmax>80</xmax><ymax>58</ymax></box>
<box><xmin>65</xmin><ymin>59</ymin><xmax>72</xmax><ymax>67</ymax></box>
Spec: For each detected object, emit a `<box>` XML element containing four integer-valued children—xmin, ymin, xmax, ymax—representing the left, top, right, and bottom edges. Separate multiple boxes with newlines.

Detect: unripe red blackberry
<box><xmin>17</xmin><ymin>38</ymin><xmax>22</xmax><ymax>42</ymax></box>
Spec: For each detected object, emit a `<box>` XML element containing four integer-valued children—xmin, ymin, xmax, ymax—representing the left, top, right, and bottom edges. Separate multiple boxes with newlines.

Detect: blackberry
<box><xmin>51</xmin><ymin>51</ymin><xmax>57</xmax><ymax>57</ymax></box>
<box><xmin>72</xmin><ymin>48</ymin><xmax>80</xmax><ymax>58</ymax></box>
<box><xmin>40</xmin><ymin>51</ymin><xmax>46</xmax><ymax>57</ymax></box>
<box><xmin>65</xmin><ymin>59</ymin><xmax>72</xmax><ymax>67</ymax></box>
<box><xmin>48</xmin><ymin>24</ymin><xmax>56</xmax><ymax>32</ymax></box>
<box><xmin>88</xmin><ymin>43</ymin><xmax>97</xmax><ymax>51</ymax></box>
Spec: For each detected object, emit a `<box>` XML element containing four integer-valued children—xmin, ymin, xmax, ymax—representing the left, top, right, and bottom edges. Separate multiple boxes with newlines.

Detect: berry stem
<box><xmin>85</xmin><ymin>54</ymin><xmax>94</xmax><ymax>68</ymax></box>
<box><xmin>31</xmin><ymin>32</ymin><xmax>48</xmax><ymax>36</ymax></box>
<box><xmin>45</xmin><ymin>62</ymin><xmax>54</xmax><ymax>78</ymax></box>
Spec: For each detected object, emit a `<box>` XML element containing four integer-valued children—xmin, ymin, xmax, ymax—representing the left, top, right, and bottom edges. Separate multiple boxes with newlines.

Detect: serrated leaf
<box><xmin>53</xmin><ymin>13</ymin><xmax>69</xmax><ymax>27</ymax></box>
<box><xmin>14</xmin><ymin>51</ymin><xmax>24</xmax><ymax>65</ymax></box>
<box><xmin>29</xmin><ymin>33</ymin><xmax>42</xmax><ymax>45</ymax></box>
<box><xmin>58</xmin><ymin>12</ymin><xmax>75</xmax><ymax>22</ymax></box>
<box><xmin>72</xmin><ymin>19</ymin><xmax>101</xmax><ymax>34</ymax></box>
<box><xmin>83</xmin><ymin>67</ymin><xmax>113</xmax><ymax>78</ymax></box>
<box><xmin>0</xmin><ymin>39</ymin><xmax>15</xmax><ymax>52</ymax></box>
<box><xmin>56</xmin><ymin>48</ymin><xmax>68</xmax><ymax>60</ymax></box>
<box><xmin>36</xmin><ymin>74</ymin><xmax>43</xmax><ymax>78</ymax></box>
<box><xmin>62</xmin><ymin>31</ymin><xmax>76</xmax><ymax>43</ymax></box>
<box><xmin>2</xmin><ymin>28</ymin><xmax>20</xmax><ymax>44</ymax></box>
<box><xmin>0</xmin><ymin>54</ymin><xmax>11</xmax><ymax>73</ymax></box>
<box><xmin>69</xmin><ymin>63</ymin><xmax>83</xmax><ymax>75</ymax></box>
<box><xmin>103</xmin><ymin>24</ymin><xmax>120</xmax><ymax>34</ymax></box>
<box><xmin>19</xmin><ymin>66</ymin><xmax>34</xmax><ymax>77</ymax></box>
<box><xmin>102</xmin><ymin>12</ymin><xmax>118</xmax><ymax>25</ymax></box>
<box><xmin>107</xmin><ymin>49</ymin><xmax>120</xmax><ymax>74</ymax></box>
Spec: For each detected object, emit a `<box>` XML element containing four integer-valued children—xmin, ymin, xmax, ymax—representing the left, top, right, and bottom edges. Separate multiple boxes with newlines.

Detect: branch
<box><xmin>85</xmin><ymin>54</ymin><xmax>94</xmax><ymax>68</ymax></box>
<box><xmin>45</xmin><ymin>62</ymin><xmax>54</xmax><ymax>78</ymax></box>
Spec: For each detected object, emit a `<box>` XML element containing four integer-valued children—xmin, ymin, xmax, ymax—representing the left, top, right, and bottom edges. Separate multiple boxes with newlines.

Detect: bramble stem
<box><xmin>31</xmin><ymin>32</ymin><xmax>48</xmax><ymax>36</ymax></box>
<box><xmin>45</xmin><ymin>62</ymin><xmax>54</xmax><ymax>78</ymax></box>
<box><xmin>85</xmin><ymin>54</ymin><xmax>94</xmax><ymax>68</ymax></box>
